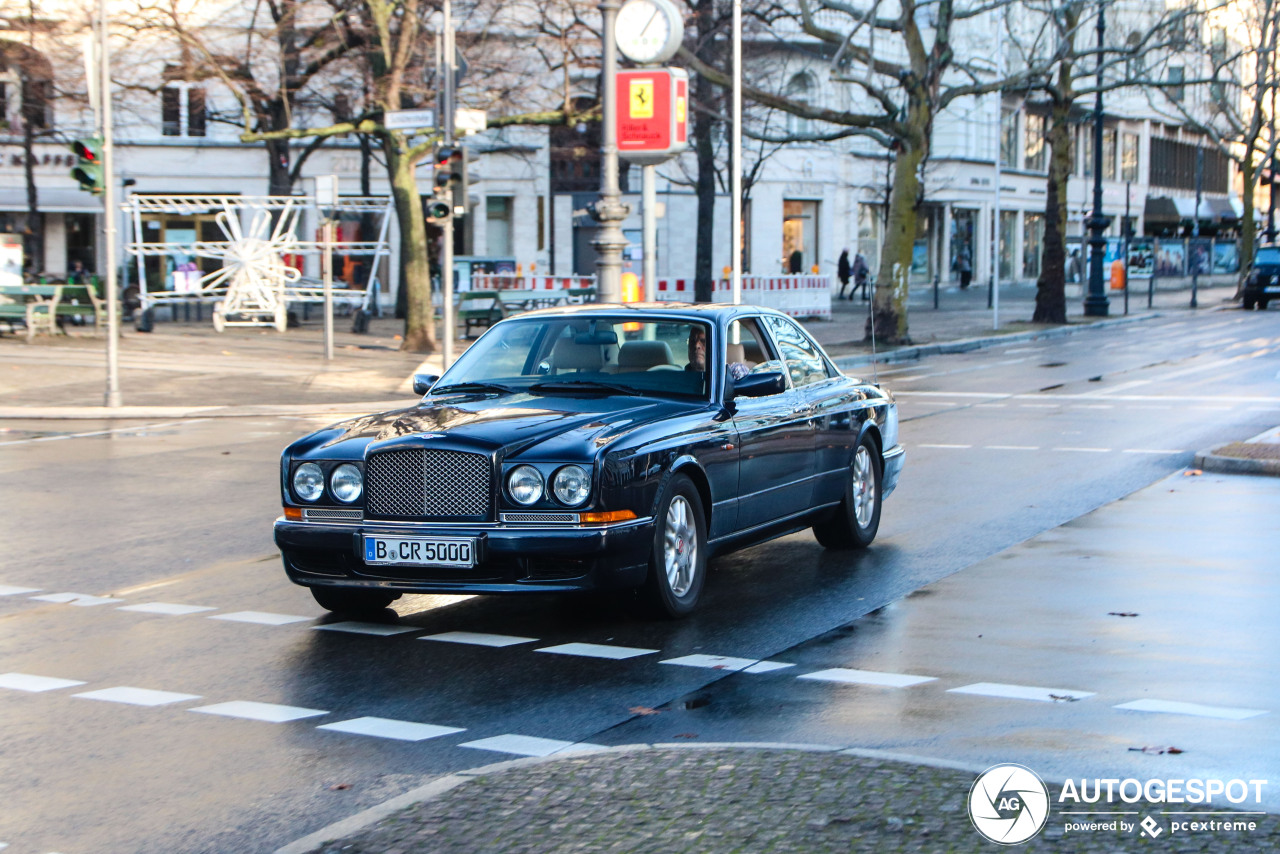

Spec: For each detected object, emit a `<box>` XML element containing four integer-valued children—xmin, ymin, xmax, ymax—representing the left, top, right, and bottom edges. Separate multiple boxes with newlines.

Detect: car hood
<box><xmin>300</xmin><ymin>392</ymin><xmax>703</xmax><ymax>459</ymax></box>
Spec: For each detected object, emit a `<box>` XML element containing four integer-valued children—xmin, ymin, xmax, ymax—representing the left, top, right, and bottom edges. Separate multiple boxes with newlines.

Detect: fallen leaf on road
<box><xmin>629</xmin><ymin>706</ymin><xmax>661</xmax><ymax>716</ymax></box>
<box><xmin>1049</xmin><ymin>694</ymin><xmax>1080</xmax><ymax>702</ymax></box>
<box><xmin>1184</xmin><ymin>469</ymin><xmax>1203</xmax><ymax>476</ymax></box>
<box><xmin>221</xmin><ymin>351</ymin><xmax>233</xmax><ymax>356</ymax></box>
<box><xmin>1108</xmin><ymin>612</ymin><xmax>1139</xmax><ymax>617</ymax></box>
<box><xmin>1128</xmin><ymin>746</ymin><xmax>1184</xmax><ymax>755</ymax></box>
<box><xmin>329</xmin><ymin>783</ymin><xmax>352</xmax><ymax>790</ymax></box>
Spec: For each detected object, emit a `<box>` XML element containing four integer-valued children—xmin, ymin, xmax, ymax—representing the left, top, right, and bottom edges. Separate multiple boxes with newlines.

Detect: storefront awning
<box><xmin>1143</xmin><ymin>196</ymin><xmax>1180</xmax><ymax>226</ymax></box>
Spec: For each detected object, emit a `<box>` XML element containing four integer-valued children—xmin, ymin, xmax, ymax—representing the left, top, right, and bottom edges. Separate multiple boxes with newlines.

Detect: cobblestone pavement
<box><xmin>300</xmin><ymin>746</ymin><xmax>1278</xmax><ymax>854</ymax></box>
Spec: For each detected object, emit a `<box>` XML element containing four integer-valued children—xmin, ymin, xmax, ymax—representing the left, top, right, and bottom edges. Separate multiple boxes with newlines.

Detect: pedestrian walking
<box><xmin>837</xmin><ymin>249</ymin><xmax>852</xmax><ymax>299</ymax></box>
<box><xmin>852</xmin><ymin>250</ymin><xmax>870</xmax><ymax>300</ymax></box>
<box><xmin>956</xmin><ymin>246</ymin><xmax>972</xmax><ymax>290</ymax></box>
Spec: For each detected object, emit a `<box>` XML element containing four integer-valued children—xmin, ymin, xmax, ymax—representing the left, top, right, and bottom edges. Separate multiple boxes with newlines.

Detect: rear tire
<box><xmin>640</xmin><ymin>474</ymin><xmax>707</xmax><ymax>618</ymax></box>
<box><xmin>813</xmin><ymin>435</ymin><xmax>882</xmax><ymax>550</ymax></box>
<box><xmin>310</xmin><ymin>586</ymin><xmax>399</xmax><ymax>618</ymax></box>
<box><xmin>1244</xmin><ymin>299</ymin><xmax>1256</xmax><ymax>310</ymax></box>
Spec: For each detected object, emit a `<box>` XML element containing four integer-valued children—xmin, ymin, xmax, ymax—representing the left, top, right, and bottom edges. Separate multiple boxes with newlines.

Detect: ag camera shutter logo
<box><xmin>969</xmin><ymin>763</ymin><xmax>1051</xmax><ymax>845</ymax></box>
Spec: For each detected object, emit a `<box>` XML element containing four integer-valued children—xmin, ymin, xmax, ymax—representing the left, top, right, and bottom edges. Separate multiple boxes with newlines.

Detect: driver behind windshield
<box><xmin>686</xmin><ymin>325</ymin><xmax>750</xmax><ymax>380</ymax></box>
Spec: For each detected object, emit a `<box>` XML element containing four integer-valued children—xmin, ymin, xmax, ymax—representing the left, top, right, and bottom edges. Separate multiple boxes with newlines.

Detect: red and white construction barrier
<box><xmin>656</xmin><ymin>275</ymin><xmax>831</xmax><ymax>319</ymax></box>
<box><xmin>471</xmin><ymin>274</ymin><xmax>597</xmax><ymax>291</ymax></box>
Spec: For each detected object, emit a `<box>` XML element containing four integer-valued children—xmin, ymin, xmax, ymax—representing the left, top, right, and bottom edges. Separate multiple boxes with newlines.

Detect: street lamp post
<box><xmin>1083</xmin><ymin>1</ymin><xmax>1110</xmax><ymax>317</ymax></box>
<box><xmin>591</xmin><ymin>0</ymin><xmax>630</xmax><ymax>303</ymax></box>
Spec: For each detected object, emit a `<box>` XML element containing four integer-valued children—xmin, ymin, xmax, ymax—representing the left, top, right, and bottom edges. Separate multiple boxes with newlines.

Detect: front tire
<box><xmin>310</xmin><ymin>586</ymin><xmax>400</xmax><ymax>618</ymax></box>
<box><xmin>640</xmin><ymin>474</ymin><xmax>707</xmax><ymax>618</ymax></box>
<box><xmin>814</xmin><ymin>435</ymin><xmax>882</xmax><ymax>550</ymax></box>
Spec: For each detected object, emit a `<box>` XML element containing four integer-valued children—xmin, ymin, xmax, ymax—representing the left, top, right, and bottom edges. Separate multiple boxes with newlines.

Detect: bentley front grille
<box><xmin>365</xmin><ymin>449</ymin><xmax>492</xmax><ymax>518</ymax></box>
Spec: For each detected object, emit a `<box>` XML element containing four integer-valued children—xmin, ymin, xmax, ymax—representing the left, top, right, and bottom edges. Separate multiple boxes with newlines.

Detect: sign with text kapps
<box><xmin>617</xmin><ymin>67</ymin><xmax>688</xmax><ymax>166</ymax></box>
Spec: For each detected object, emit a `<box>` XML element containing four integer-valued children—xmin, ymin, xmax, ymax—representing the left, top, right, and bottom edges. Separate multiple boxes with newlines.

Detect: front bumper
<box><xmin>274</xmin><ymin>517</ymin><xmax>654</xmax><ymax>594</ymax></box>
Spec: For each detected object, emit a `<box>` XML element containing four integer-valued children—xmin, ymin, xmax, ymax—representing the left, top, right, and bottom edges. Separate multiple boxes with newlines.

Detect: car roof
<box><xmin>511</xmin><ymin>301</ymin><xmax>790</xmax><ymax>324</ymax></box>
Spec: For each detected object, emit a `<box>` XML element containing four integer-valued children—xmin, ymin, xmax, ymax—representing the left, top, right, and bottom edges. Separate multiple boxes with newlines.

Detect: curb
<box><xmin>272</xmin><ymin>742</ymin><xmax>989</xmax><ymax>854</ymax></box>
<box><xmin>1194</xmin><ymin>426</ymin><xmax>1280</xmax><ymax>478</ymax></box>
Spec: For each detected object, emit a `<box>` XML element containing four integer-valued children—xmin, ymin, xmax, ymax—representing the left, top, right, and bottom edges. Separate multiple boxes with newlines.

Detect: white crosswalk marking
<box><xmin>30</xmin><ymin>592</ymin><xmax>123</xmax><ymax>607</ymax></box>
<box><xmin>459</xmin><ymin>734</ymin><xmax>606</xmax><ymax>757</ymax></box>
<box><xmin>0</xmin><ymin>585</ymin><xmax>40</xmax><ymax>596</ymax></box>
<box><xmin>190</xmin><ymin>701</ymin><xmax>328</xmax><ymax>723</ymax></box>
<box><xmin>313</xmin><ymin>622</ymin><xmax>420</xmax><ymax>637</ymax></box>
<box><xmin>0</xmin><ymin>673</ymin><xmax>86</xmax><ymax>693</ymax></box>
<box><xmin>798</xmin><ymin>668</ymin><xmax>936</xmax><ymax>688</ymax></box>
<box><xmin>536</xmin><ymin>642</ymin><xmax>658</xmax><ymax>660</ymax></box>
<box><xmin>317</xmin><ymin>717</ymin><xmax>464</xmax><ymax>742</ymax></box>
<box><xmin>419</xmin><ymin>631</ymin><xmax>537</xmax><ymax>647</ymax></box>
<box><xmin>661</xmin><ymin>654</ymin><xmax>794</xmax><ymax>673</ymax></box>
<box><xmin>208</xmin><ymin>611</ymin><xmax>311</xmax><ymax>626</ymax></box>
<box><xmin>948</xmin><ymin>683</ymin><xmax>1094</xmax><ymax>703</ymax></box>
<box><xmin>117</xmin><ymin>603</ymin><xmax>217</xmax><ymax>616</ymax></box>
<box><xmin>1114</xmin><ymin>699</ymin><xmax>1268</xmax><ymax>720</ymax></box>
<box><xmin>73</xmin><ymin>687</ymin><xmax>202</xmax><ymax>707</ymax></box>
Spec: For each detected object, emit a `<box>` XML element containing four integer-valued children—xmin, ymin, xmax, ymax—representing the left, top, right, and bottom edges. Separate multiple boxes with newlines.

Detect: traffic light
<box><xmin>431</xmin><ymin>144</ymin><xmax>471</xmax><ymax>216</ymax></box>
<box><xmin>426</xmin><ymin>191</ymin><xmax>452</xmax><ymax>223</ymax></box>
<box><xmin>69</xmin><ymin>136</ymin><xmax>104</xmax><ymax>195</ymax></box>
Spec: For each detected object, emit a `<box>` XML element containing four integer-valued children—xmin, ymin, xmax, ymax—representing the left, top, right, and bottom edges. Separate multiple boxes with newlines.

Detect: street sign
<box><xmin>455</xmin><ymin>108</ymin><xmax>487</xmax><ymax>136</ymax></box>
<box><xmin>383</xmin><ymin>108</ymin><xmax>437</xmax><ymax>131</ymax></box>
<box><xmin>616</xmin><ymin>67</ymin><xmax>688</xmax><ymax>166</ymax></box>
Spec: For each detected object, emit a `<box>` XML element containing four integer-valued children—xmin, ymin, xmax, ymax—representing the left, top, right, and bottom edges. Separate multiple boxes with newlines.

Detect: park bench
<box><xmin>0</xmin><ymin>283</ymin><xmax>105</xmax><ymax>341</ymax></box>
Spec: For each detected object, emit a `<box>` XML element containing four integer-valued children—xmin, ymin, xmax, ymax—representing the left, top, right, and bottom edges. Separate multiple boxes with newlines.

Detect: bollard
<box><xmin>933</xmin><ymin>274</ymin><xmax>940</xmax><ymax>309</ymax></box>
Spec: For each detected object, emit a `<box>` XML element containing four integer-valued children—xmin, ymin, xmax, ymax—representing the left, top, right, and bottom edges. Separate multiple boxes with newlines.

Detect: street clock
<box><xmin>616</xmin><ymin>0</ymin><xmax>684</xmax><ymax>66</ymax></box>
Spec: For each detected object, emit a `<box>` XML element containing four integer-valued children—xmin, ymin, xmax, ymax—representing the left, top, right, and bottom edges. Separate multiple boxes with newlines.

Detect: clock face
<box><xmin>616</xmin><ymin>0</ymin><xmax>682</xmax><ymax>65</ymax></box>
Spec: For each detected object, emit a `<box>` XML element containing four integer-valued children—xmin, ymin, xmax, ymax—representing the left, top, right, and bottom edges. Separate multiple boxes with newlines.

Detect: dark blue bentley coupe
<box><xmin>274</xmin><ymin>303</ymin><xmax>903</xmax><ymax>618</ymax></box>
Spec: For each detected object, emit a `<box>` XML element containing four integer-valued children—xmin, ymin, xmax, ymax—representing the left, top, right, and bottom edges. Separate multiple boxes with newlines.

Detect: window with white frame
<box><xmin>162</xmin><ymin>83</ymin><xmax>207</xmax><ymax>137</ymax></box>
<box><xmin>785</xmin><ymin>72</ymin><xmax>814</xmax><ymax>137</ymax></box>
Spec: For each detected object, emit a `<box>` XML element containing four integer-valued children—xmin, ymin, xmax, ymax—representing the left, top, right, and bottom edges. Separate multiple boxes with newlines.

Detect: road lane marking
<box><xmin>208</xmin><ymin>611</ymin><xmax>311</xmax><ymax>626</ymax></box>
<box><xmin>313</xmin><ymin>622</ymin><xmax>421</xmax><ymax>637</ymax></box>
<box><xmin>1055</xmin><ymin>447</ymin><xmax>1111</xmax><ymax>453</ymax></box>
<box><xmin>0</xmin><ymin>585</ymin><xmax>40</xmax><ymax>596</ymax></box>
<box><xmin>985</xmin><ymin>445</ymin><xmax>1039</xmax><ymax>451</ymax></box>
<box><xmin>73</xmin><ymin>687</ymin><xmax>202</xmax><ymax>707</ymax></box>
<box><xmin>30</xmin><ymin>592</ymin><xmax>124</xmax><ymax>606</ymax></box>
<box><xmin>797</xmin><ymin>668</ymin><xmax>937</xmax><ymax>688</ymax></box>
<box><xmin>317</xmin><ymin>717</ymin><xmax>464</xmax><ymax>742</ymax></box>
<box><xmin>948</xmin><ymin>683</ymin><xmax>1095</xmax><ymax>703</ymax></box>
<box><xmin>1114</xmin><ymin>699</ymin><xmax>1268</xmax><ymax>720</ymax></box>
<box><xmin>0</xmin><ymin>673</ymin><xmax>86</xmax><ymax>693</ymax></box>
<box><xmin>459</xmin><ymin>734</ymin><xmax>606</xmax><ymax>757</ymax></box>
<box><xmin>190</xmin><ymin>701</ymin><xmax>328</xmax><ymax>723</ymax></box>
<box><xmin>1019</xmin><ymin>404</ymin><xmax>1058</xmax><ymax>408</ymax></box>
<box><xmin>536</xmin><ymin>642</ymin><xmax>659</xmax><ymax>660</ymax></box>
<box><xmin>419</xmin><ymin>631</ymin><xmax>538</xmax><ymax>647</ymax></box>
<box><xmin>660</xmin><ymin>654</ymin><xmax>794</xmax><ymax>673</ymax></box>
<box><xmin>0</xmin><ymin>419</ymin><xmax>206</xmax><ymax>447</ymax></box>
<box><xmin>117</xmin><ymin>603</ymin><xmax>217</xmax><ymax>616</ymax></box>
<box><xmin>917</xmin><ymin>443</ymin><xmax>972</xmax><ymax>449</ymax></box>
<box><xmin>1122</xmin><ymin>449</ymin><xmax>1186</xmax><ymax>455</ymax></box>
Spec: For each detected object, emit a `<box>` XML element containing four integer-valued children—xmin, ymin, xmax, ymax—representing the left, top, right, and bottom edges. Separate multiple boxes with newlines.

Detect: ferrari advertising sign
<box><xmin>617</xmin><ymin>67</ymin><xmax>689</xmax><ymax>165</ymax></box>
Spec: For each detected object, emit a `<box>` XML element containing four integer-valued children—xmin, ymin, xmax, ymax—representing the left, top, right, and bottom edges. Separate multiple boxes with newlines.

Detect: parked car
<box><xmin>1242</xmin><ymin>245</ymin><xmax>1280</xmax><ymax>310</ymax></box>
<box><xmin>273</xmin><ymin>303</ymin><xmax>904</xmax><ymax>618</ymax></box>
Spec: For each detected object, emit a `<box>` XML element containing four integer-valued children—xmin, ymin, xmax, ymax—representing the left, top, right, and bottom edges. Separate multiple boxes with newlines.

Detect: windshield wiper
<box><xmin>529</xmin><ymin>380</ymin><xmax>643</xmax><ymax>396</ymax></box>
<box><xmin>430</xmin><ymin>381</ymin><xmax>517</xmax><ymax>395</ymax></box>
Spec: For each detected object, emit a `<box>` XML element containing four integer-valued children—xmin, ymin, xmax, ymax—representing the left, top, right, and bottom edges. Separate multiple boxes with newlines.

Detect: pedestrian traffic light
<box><xmin>426</xmin><ymin>190</ymin><xmax>452</xmax><ymax>223</ymax></box>
<box><xmin>431</xmin><ymin>144</ymin><xmax>471</xmax><ymax>217</ymax></box>
<box><xmin>69</xmin><ymin>136</ymin><xmax>104</xmax><ymax>195</ymax></box>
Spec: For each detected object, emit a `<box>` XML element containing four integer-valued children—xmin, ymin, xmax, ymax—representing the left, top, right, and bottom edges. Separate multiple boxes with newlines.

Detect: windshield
<box><xmin>435</xmin><ymin>317</ymin><xmax>713</xmax><ymax>400</ymax></box>
<box><xmin>1255</xmin><ymin>247</ymin><xmax>1280</xmax><ymax>265</ymax></box>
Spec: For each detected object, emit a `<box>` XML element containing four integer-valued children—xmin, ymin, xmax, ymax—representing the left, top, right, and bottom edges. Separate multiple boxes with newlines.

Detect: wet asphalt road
<box><xmin>0</xmin><ymin>308</ymin><xmax>1277</xmax><ymax>852</ymax></box>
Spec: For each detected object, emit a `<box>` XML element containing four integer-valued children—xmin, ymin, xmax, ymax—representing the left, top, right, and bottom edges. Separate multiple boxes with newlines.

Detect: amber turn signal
<box><xmin>284</xmin><ymin>506</ymin><xmax>303</xmax><ymax>521</ymax></box>
<box><xmin>580</xmin><ymin>509</ymin><xmax>637</xmax><ymax>524</ymax></box>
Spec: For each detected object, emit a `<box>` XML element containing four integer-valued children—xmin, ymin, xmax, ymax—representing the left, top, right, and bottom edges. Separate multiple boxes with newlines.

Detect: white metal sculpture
<box><xmin>125</xmin><ymin>194</ymin><xmax>394</xmax><ymax>333</ymax></box>
<box><xmin>204</xmin><ymin>201</ymin><xmax>302</xmax><ymax>332</ymax></box>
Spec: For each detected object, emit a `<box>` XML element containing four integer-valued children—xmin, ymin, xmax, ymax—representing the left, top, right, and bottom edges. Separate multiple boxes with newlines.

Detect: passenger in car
<box><xmin>687</xmin><ymin>326</ymin><xmax>751</xmax><ymax>380</ymax></box>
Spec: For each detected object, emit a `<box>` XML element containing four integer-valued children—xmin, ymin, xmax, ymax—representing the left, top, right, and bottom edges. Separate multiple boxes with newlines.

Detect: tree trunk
<box><xmin>1034</xmin><ymin>98</ymin><xmax>1071</xmax><ymax>324</ymax></box>
<box><xmin>1240</xmin><ymin>159</ymin><xmax>1256</xmax><ymax>297</ymax></box>
<box><xmin>22</xmin><ymin>96</ymin><xmax>43</xmax><ymax>277</ymax></box>
<box><xmin>388</xmin><ymin>146</ymin><xmax>436</xmax><ymax>353</ymax></box>
<box><xmin>870</xmin><ymin>130</ymin><xmax>926</xmax><ymax>345</ymax></box>
<box><xmin>692</xmin><ymin>0</ymin><xmax>718</xmax><ymax>303</ymax></box>
<box><xmin>267</xmin><ymin>136</ymin><xmax>293</xmax><ymax>197</ymax></box>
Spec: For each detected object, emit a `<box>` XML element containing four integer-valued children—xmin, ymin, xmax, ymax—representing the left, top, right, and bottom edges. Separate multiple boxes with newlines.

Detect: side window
<box><xmin>762</xmin><ymin>315</ymin><xmax>829</xmax><ymax>388</ymax></box>
<box><xmin>728</xmin><ymin>318</ymin><xmax>785</xmax><ymax>382</ymax></box>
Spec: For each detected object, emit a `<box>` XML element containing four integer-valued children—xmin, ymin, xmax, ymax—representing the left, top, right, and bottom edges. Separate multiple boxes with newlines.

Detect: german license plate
<box><xmin>363</xmin><ymin>535</ymin><xmax>476</xmax><ymax>567</ymax></box>
<box><xmin>1265</xmin><ymin>286</ymin><xmax>1280</xmax><ymax>293</ymax></box>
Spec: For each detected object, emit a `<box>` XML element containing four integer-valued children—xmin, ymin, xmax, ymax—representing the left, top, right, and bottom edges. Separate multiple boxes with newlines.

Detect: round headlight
<box><xmin>507</xmin><ymin>465</ymin><xmax>544</xmax><ymax>505</ymax></box>
<box><xmin>330</xmin><ymin>463</ymin><xmax>363</xmax><ymax>504</ymax></box>
<box><xmin>551</xmin><ymin>465</ymin><xmax>591</xmax><ymax>506</ymax></box>
<box><xmin>292</xmin><ymin>462</ymin><xmax>324</xmax><ymax>503</ymax></box>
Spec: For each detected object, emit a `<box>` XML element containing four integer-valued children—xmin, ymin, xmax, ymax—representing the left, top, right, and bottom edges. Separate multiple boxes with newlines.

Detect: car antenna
<box><xmin>867</xmin><ymin>275</ymin><xmax>879</xmax><ymax>387</ymax></box>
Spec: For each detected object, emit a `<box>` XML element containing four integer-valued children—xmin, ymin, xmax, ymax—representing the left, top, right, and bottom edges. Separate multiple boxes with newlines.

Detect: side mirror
<box><xmin>412</xmin><ymin>373</ymin><xmax>441</xmax><ymax>395</ymax></box>
<box><xmin>729</xmin><ymin>371</ymin><xmax>785</xmax><ymax>400</ymax></box>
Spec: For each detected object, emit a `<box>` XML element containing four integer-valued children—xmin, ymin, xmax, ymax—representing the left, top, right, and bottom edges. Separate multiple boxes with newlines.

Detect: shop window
<box><xmin>783</xmin><ymin>200</ymin><xmax>818</xmax><ymax>274</ymax></box>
